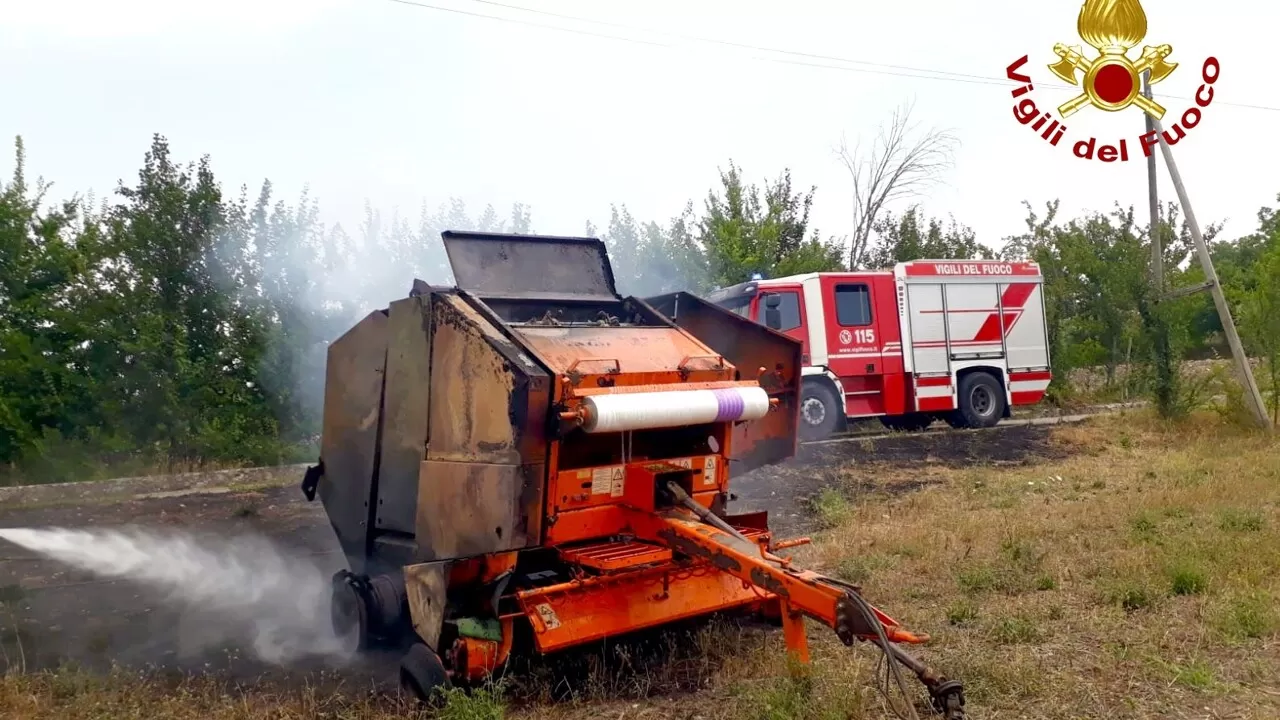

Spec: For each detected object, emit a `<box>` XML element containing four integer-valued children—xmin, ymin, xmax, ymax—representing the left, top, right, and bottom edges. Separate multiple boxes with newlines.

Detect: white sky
<box><xmin>2</xmin><ymin>0</ymin><xmax>1275</xmax><ymax>258</ymax></box>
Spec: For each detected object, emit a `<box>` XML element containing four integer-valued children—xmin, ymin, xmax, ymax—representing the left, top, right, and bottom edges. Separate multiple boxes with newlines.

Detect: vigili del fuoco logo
<box><xmin>1005</xmin><ymin>0</ymin><xmax>1219</xmax><ymax>162</ymax></box>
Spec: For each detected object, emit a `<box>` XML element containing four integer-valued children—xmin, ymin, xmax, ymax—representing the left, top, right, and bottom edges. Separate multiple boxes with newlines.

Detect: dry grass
<box><xmin>798</xmin><ymin>410</ymin><xmax>1280</xmax><ymax>719</ymax></box>
<box><xmin>3</xmin><ymin>411</ymin><xmax>1279</xmax><ymax>719</ymax></box>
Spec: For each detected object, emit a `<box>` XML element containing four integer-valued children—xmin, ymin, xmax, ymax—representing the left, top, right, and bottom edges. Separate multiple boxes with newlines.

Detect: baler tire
<box><xmin>331</xmin><ymin>572</ymin><xmax>371</xmax><ymax>653</ymax></box>
<box><xmin>400</xmin><ymin>642</ymin><xmax>450</xmax><ymax>704</ymax></box>
<box><xmin>952</xmin><ymin>372</ymin><xmax>1005</xmax><ymax>429</ymax></box>
<box><xmin>799</xmin><ymin>381</ymin><xmax>841</xmax><ymax>441</ymax></box>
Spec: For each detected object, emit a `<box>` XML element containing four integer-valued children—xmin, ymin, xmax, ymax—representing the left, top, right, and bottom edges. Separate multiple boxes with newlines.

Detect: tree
<box><xmin>1002</xmin><ymin>202</ymin><xmax>1147</xmax><ymax>383</ymax></box>
<box><xmin>865</xmin><ymin>206</ymin><xmax>992</xmax><ymax>268</ymax></box>
<box><xmin>98</xmin><ymin>134</ymin><xmax>280</xmax><ymax>462</ymax></box>
<box><xmin>1000</xmin><ymin>198</ymin><xmax>1214</xmax><ymax>414</ymax></box>
<box><xmin>599</xmin><ymin>204</ymin><xmax>706</xmax><ymax>297</ymax></box>
<box><xmin>697</xmin><ymin>161</ymin><xmax>844</xmax><ymax>289</ymax></box>
<box><xmin>0</xmin><ymin>137</ymin><xmax>95</xmax><ymax>468</ymax></box>
<box><xmin>1237</xmin><ymin>197</ymin><xmax>1280</xmax><ymax>422</ymax></box>
<box><xmin>836</xmin><ymin>101</ymin><xmax>958</xmax><ymax>269</ymax></box>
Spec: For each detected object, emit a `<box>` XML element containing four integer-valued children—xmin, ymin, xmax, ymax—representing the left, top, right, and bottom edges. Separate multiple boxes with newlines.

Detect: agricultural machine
<box><xmin>300</xmin><ymin>231</ymin><xmax>966</xmax><ymax>718</ymax></box>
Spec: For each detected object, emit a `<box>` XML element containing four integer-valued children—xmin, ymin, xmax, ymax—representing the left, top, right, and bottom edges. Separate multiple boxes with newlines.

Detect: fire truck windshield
<box><xmin>715</xmin><ymin>294</ymin><xmax>752</xmax><ymax>318</ymax></box>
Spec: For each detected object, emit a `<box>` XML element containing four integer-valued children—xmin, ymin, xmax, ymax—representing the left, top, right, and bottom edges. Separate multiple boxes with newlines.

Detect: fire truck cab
<box><xmin>705</xmin><ymin>260</ymin><xmax>1052</xmax><ymax>441</ymax></box>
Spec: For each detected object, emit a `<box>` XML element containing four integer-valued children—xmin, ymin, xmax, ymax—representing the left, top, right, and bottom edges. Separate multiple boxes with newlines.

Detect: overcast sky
<box><xmin>3</xmin><ymin>0</ymin><xmax>1275</xmax><ymax>260</ymax></box>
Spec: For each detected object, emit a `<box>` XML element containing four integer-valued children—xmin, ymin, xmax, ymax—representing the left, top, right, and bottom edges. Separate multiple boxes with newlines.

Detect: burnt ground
<box><xmin>0</xmin><ymin>421</ymin><xmax>1072</xmax><ymax>693</ymax></box>
<box><xmin>730</xmin><ymin>423</ymin><xmax>1070</xmax><ymax>534</ymax></box>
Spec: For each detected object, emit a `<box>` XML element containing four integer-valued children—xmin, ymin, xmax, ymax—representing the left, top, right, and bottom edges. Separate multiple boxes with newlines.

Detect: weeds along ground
<box><xmin>2</xmin><ymin>411</ymin><xmax>1278</xmax><ymax>720</ymax></box>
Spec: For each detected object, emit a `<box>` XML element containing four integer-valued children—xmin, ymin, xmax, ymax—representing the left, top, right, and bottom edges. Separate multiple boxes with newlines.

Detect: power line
<box><xmin>379</xmin><ymin>0</ymin><xmax>1031</xmax><ymax>87</ymax></box>
<box><xmin>380</xmin><ymin>0</ymin><xmax>1280</xmax><ymax>113</ymax></box>
<box><xmin>380</xmin><ymin>0</ymin><xmax>669</xmax><ymax>48</ymax></box>
<box><xmin>471</xmin><ymin>0</ymin><xmax>1007</xmax><ymax>85</ymax></box>
<box><xmin>471</xmin><ymin>0</ymin><xmax>1280</xmax><ymax>112</ymax></box>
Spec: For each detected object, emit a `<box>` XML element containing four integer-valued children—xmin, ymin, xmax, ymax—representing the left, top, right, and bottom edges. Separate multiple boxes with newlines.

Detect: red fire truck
<box><xmin>704</xmin><ymin>260</ymin><xmax>1053</xmax><ymax>441</ymax></box>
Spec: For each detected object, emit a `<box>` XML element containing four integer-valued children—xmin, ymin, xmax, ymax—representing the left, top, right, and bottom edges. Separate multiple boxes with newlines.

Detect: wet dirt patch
<box><xmin>0</xmin><ymin>483</ymin><xmax>348</xmax><ymax>683</ymax></box>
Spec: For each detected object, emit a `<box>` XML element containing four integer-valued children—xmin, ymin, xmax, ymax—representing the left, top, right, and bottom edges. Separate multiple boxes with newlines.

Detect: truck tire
<box><xmin>400</xmin><ymin>642</ymin><xmax>450</xmax><ymax>703</ymax></box>
<box><xmin>880</xmin><ymin>413</ymin><xmax>933</xmax><ymax>432</ymax></box>
<box><xmin>950</xmin><ymin>372</ymin><xmax>1005</xmax><ymax>429</ymax></box>
<box><xmin>799</xmin><ymin>381</ymin><xmax>841</xmax><ymax>442</ymax></box>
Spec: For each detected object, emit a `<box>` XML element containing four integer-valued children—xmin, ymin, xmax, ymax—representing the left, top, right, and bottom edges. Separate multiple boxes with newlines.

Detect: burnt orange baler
<box><xmin>300</xmin><ymin>231</ymin><xmax>966</xmax><ymax>718</ymax></box>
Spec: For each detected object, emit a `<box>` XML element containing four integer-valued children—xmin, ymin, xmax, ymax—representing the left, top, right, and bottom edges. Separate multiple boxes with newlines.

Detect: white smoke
<box><xmin>0</xmin><ymin>525</ymin><xmax>354</xmax><ymax>666</ymax></box>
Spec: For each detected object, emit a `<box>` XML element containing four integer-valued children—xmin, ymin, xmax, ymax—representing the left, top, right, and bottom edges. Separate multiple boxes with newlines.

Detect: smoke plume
<box><xmin>0</xmin><ymin>525</ymin><xmax>353</xmax><ymax>666</ymax></box>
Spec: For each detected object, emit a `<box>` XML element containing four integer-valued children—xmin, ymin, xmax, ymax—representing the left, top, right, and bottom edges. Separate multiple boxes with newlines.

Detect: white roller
<box><xmin>581</xmin><ymin>386</ymin><xmax>771</xmax><ymax>434</ymax></box>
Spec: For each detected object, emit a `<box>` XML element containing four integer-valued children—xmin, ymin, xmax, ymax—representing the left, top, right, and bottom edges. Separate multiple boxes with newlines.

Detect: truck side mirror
<box><xmin>762</xmin><ymin>294</ymin><xmax>782</xmax><ymax>329</ymax></box>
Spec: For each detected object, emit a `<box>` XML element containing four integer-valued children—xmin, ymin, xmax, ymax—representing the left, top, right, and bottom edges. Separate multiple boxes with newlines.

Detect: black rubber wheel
<box><xmin>879</xmin><ymin>412</ymin><xmax>933</xmax><ymax>432</ymax></box>
<box><xmin>331</xmin><ymin>571</ymin><xmax>370</xmax><ymax>653</ymax></box>
<box><xmin>951</xmin><ymin>372</ymin><xmax>1006</xmax><ymax>429</ymax></box>
<box><xmin>799</xmin><ymin>381</ymin><xmax>842</xmax><ymax>441</ymax></box>
<box><xmin>400</xmin><ymin>642</ymin><xmax>450</xmax><ymax>704</ymax></box>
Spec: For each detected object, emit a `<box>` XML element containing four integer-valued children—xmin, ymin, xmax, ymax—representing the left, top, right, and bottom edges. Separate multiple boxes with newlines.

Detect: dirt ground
<box><xmin>0</xmin><ymin>419</ymin><xmax>1067</xmax><ymax>693</ymax></box>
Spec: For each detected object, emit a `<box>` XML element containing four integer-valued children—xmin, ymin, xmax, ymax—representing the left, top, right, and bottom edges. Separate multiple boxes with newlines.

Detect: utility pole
<box><xmin>1143</xmin><ymin>70</ymin><xmax>1162</xmax><ymax>289</ymax></box>
<box><xmin>1141</xmin><ymin>69</ymin><xmax>1177</xmax><ymax>418</ymax></box>
<box><xmin>1151</xmin><ymin>117</ymin><xmax>1272</xmax><ymax>430</ymax></box>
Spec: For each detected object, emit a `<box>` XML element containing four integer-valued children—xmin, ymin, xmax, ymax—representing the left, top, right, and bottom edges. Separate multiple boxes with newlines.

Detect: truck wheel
<box><xmin>400</xmin><ymin>642</ymin><xmax>450</xmax><ymax>704</ymax></box>
<box><xmin>951</xmin><ymin>372</ymin><xmax>1006</xmax><ymax>429</ymax></box>
<box><xmin>879</xmin><ymin>413</ymin><xmax>933</xmax><ymax>432</ymax></box>
<box><xmin>799</xmin><ymin>381</ymin><xmax>841</xmax><ymax>441</ymax></box>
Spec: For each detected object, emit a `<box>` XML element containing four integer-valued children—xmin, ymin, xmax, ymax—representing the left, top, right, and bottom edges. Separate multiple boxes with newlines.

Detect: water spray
<box><xmin>0</xmin><ymin>525</ymin><xmax>355</xmax><ymax>666</ymax></box>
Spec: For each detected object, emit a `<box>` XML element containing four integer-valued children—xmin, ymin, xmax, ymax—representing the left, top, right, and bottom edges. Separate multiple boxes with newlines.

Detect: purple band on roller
<box><xmin>712</xmin><ymin>388</ymin><xmax>745</xmax><ymax>422</ymax></box>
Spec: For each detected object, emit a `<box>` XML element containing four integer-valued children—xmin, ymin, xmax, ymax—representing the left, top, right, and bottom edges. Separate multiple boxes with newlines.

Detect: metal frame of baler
<box><xmin>299</xmin><ymin>231</ymin><xmax>967</xmax><ymax>720</ymax></box>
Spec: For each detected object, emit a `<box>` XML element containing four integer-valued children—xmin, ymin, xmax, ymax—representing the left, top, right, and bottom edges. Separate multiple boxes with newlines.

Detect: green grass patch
<box><xmin>1166</xmin><ymin>561</ymin><xmax>1210</xmax><ymax>596</ymax></box>
<box><xmin>1217</xmin><ymin>508</ymin><xmax>1265</xmax><ymax>533</ymax></box>
<box><xmin>1214</xmin><ymin>592</ymin><xmax>1277</xmax><ymax>641</ymax></box>
<box><xmin>834</xmin><ymin>554</ymin><xmax>893</xmax><ymax>585</ymax></box>
<box><xmin>435</xmin><ymin>683</ymin><xmax>507</xmax><ymax>720</ymax></box>
<box><xmin>1099</xmin><ymin>579</ymin><xmax>1161</xmax><ymax>612</ymax></box>
<box><xmin>732</xmin><ymin>670</ymin><xmax>868</xmax><ymax>720</ymax></box>
<box><xmin>988</xmin><ymin>615</ymin><xmax>1044</xmax><ymax>645</ymax></box>
<box><xmin>1156</xmin><ymin>658</ymin><xmax>1218</xmax><ymax>691</ymax></box>
<box><xmin>808</xmin><ymin>487</ymin><xmax>852</xmax><ymax>530</ymax></box>
<box><xmin>946</xmin><ymin>599</ymin><xmax>979</xmax><ymax>626</ymax></box>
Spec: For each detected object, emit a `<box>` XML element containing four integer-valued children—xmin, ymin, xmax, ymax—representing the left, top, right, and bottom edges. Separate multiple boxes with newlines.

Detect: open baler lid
<box><xmin>441</xmin><ymin>230</ymin><xmax>620</xmax><ymax>302</ymax></box>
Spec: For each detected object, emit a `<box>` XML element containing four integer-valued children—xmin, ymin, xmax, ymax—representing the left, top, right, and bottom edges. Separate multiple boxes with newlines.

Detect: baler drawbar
<box><xmin>300</xmin><ymin>231</ymin><xmax>966</xmax><ymax>719</ymax></box>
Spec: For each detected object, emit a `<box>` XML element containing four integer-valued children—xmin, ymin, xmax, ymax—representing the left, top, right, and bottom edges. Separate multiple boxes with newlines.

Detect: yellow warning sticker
<box><xmin>703</xmin><ymin>455</ymin><xmax>718</xmax><ymax>486</ymax></box>
<box><xmin>610</xmin><ymin>466</ymin><xmax>625</xmax><ymax>497</ymax></box>
<box><xmin>535</xmin><ymin>603</ymin><xmax>561</xmax><ymax>630</ymax></box>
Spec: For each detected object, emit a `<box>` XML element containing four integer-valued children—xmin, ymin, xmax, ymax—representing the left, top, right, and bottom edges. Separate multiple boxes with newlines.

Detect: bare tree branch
<box><xmin>835</xmin><ymin>100</ymin><xmax>958</xmax><ymax>269</ymax></box>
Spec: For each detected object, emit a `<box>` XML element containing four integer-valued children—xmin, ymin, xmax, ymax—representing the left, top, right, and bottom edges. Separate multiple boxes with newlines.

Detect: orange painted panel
<box><xmin>516</xmin><ymin>326</ymin><xmax>732</xmax><ymax>376</ymax></box>
<box><xmin>516</xmin><ymin>566</ymin><xmax>767</xmax><ymax>653</ymax></box>
<box><xmin>548</xmin><ymin>455</ymin><xmax>727</xmax><ymax>516</ymax></box>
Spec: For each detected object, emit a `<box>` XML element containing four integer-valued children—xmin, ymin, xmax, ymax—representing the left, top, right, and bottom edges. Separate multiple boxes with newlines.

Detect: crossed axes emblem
<box><xmin>1049</xmin><ymin>42</ymin><xmax>1178</xmax><ymax>119</ymax></box>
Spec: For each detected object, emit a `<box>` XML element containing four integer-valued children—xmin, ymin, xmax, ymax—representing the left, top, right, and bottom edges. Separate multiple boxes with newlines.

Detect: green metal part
<box><xmin>455</xmin><ymin>617</ymin><xmax>503</xmax><ymax>642</ymax></box>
